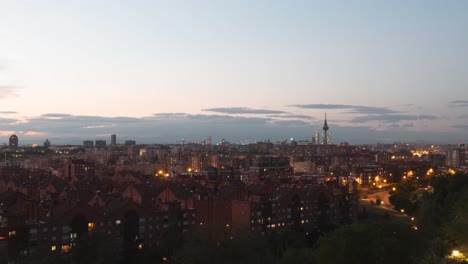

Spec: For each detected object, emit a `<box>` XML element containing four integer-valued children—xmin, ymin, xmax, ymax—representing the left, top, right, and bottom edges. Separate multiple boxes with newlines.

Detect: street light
<box><xmin>452</xmin><ymin>250</ymin><xmax>460</xmax><ymax>257</ymax></box>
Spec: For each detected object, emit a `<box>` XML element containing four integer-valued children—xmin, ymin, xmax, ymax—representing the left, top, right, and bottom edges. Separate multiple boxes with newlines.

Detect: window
<box><xmin>51</xmin><ymin>245</ymin><xmax>56</xmax><ymax>251</ymax></box>
<box><xmin>61</xmin><ymin>245</ymin><xmax>70</xmax><ymax>253</ymax></box>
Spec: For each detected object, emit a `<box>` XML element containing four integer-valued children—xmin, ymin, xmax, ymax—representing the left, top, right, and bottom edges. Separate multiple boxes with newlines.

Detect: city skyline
<box><xmin>1</xmin><ymin>1</ymin><xmax>468</xmax><ymax>144</ymax></box>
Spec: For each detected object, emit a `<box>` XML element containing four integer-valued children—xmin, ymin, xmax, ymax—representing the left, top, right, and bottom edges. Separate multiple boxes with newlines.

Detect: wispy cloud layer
<box><xmin>351</xmin><ymin>114</ymin><xmax>438</xmax><ymax>123</ymax></box>
<box><xmin>289</xmin><ymin>104</ymin><xmax>398</xmax><ymax>114</ymax></box>
<box><xmin>453</xmin><ymin>124</ymin><xmax>468</xmax><ymax>130</ymax></box>
<box><xmin>267</xmin><ymin>114</ymin><xmax>315</xmax><ymax>119</ymax></box>
<box><xmin>0</xmin><ymin>112</ymin><xmax>463</xmax><ymax>145</ymax></box>
<box><xmin>203</xmin><ymin>107</ymin><xmax>288</xmax><ymax>115</ymax></box>
<box><xmin>0</xmin><ymin>85</ymin><xmax>19</xmax><ymax>99</ymax></box>
<box><xmin>449</xmin><ymin>101</ymin><xmax>468</xmax><ymax>107</ymax></box>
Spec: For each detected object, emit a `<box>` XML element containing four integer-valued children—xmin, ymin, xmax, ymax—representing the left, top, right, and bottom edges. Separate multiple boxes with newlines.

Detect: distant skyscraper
<box><xmin>206</xmin><ymin>136</ymin><xmax>212</xmax><ymax>145</ymax></box>
<box><xmin>322</xmin><ymin>114</ymin><xmax>330</xmax><ymax>145</ymax></box>
<box><xmin>95</xmin><ymin>140</ymin><xmax>106</xmax><ymax>148</ymax></box>
<box><xmin>9</xmin><ymin>134</ymin><xmax>18</xmax><ymax>148</ymax></box>
<box><xmin>44</xmin><ymin>139</ymin><xmax>51</xmax><ymax>148</ymax></box>
<box><xmin>111</xmin><ymin>134</ymin><xmax>117</xmax><ymax>146</ymax></box>
<box><xmin>447</xmin><ymin>148</ymin><xmax>465</xmax><ymax>167</ymax></box>
<box><xmin>314</xmin><ymin>131</ymin><xmax>320</xmax><ymax>145</ymax></box>
<box><xmin>83</xmin><ymin>140</ymin><xmax>94</xmax><ymax>149</ymax></box>
<box><xmin>125</xmin><ymin>140</ymin><xmax>136</xmax><ymax>147</ymax></box>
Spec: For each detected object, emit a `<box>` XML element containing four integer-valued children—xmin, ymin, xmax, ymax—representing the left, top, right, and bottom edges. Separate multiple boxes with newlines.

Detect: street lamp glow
<box><xmin>452</xmin><ymin>250</ymin><xmax>460</xmax><ymax>257</ymax></box>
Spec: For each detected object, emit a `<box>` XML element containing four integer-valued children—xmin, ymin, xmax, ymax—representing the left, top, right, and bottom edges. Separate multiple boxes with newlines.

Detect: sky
<box><xmin>1</xmin><ymin>0</ymin><xmax>468</xmax><ymax>145</ymax></box>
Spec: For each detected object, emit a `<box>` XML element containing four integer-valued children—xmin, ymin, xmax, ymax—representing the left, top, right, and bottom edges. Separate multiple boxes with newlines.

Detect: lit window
<box><xmin>51</xmin><ymin>246</ymin><xmax>56</xmax><ymax>251</ymax></box>
<box><xmin>116</xmin><ymin>220</ymin><xmax>121</xmax><ymax>225</ymax></box>
<box><xmin>61</xmin><ymin>245</ymin><xmax>70</xmax><ymax>253</ymax></box>
<box><xmin>88</xmin><ymin>222</ymin><xmax>95</xmax><ymax>231</ymax></box>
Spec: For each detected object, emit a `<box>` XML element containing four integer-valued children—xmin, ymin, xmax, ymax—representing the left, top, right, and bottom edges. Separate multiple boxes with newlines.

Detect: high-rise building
<box><xmin>314</xmin><ymin>131</ymin><xmax>320</xmax><ymax>145</ymax></box>
<box><xmin>111</xmin><ymin>134</ymin><xmax>117</xmax><ymax>146</ymax></box>
<box><xmin>64</xmin><ymin>159</ymin><xmax>95</xmax><ymax>179</ymax></box>
<box><xmin>447</xmin><ymin>148</ymin><xmax>465</xmax><ymax>167</ymax></box>
<box><xmin>322</xmin><ymin>114</ymin><xmax>330</xmax><ymax>145</ymax></box>
<box><xmin>95</xmin><ymin>140</ymin><xmax>107</xmax><ymax>149</ymax></box>
<box><xmin>44</xmin><ymin>139</ymin><xmax>51</xmax><ymax>148</ymax></box>
<box><xmin>188</xmin><ymin>155</ymin><xmax>201</xmax><ymax>172</ymax></box>
<box><xmin>9</xmin><ymin>135</ymin><xmax>18</xmax><ymax>148</ymax></box>
<box><xmin>83</xmin><ymin>140</ymin><xmax>94</xmax><ymax>149</ymax></box>
<box><xmin>125</xmin><ymin>140</ymin><xmax>136</xmax><ymax>147</ymax></box>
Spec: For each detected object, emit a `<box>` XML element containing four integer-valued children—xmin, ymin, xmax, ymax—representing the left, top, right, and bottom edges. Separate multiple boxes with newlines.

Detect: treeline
<box><xmin>389</xmin><ymin>172</ymin><xmax>468</xmax><ymax>263</ymax></box>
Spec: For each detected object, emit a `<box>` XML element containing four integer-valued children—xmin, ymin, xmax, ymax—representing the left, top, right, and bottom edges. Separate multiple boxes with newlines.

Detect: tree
<box><xmin>315</xmin><ymin>222</ymin><xmax>427</xmax><ymax>264</ymax></box>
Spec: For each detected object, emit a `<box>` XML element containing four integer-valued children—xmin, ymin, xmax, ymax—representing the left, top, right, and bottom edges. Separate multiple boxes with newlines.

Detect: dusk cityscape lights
<box><xmin>1</xmin><ymin>1</ymin><xmax>468</xmax><ymax>263</ymax></box>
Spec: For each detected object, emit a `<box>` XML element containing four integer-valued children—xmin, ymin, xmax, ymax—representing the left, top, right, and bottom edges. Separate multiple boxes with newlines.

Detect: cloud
<box><xmin>34</xmin><ymin>114</ymin><xmax>140</xmax><ymax>123</ymax></box>
<box><xmin>0</xmin><ymin>85</ymin><xmax>19</xmax><ymax>99</ymax></box>
<box><xmin>457</xmin><ymin>114</ymin><xmax>468</xmax><ymax>119</ymax></box>
<box><xmin>203</xmin><ymin>107</ymin><xmax>288</xmax><ymax>115</ymax></box>
<box><xmin>0</xmin><ymin>111</ymin><xmax>17</xmax><ymax>114</ymax></box>
<box><xmin>0</xmin><ymin>130</ymin><xmax>15</xmax><ymax>137</ymax></box>
<box><xmin>42</xmin><ymin>113</ymin><xmax>73</xmax><ymax>118</ymax></box>
<box><xmin>271</xmin><ymin>120</ymin><xmax>311</xmax><ymax>126</ymax></box>
<box><xmin>267</xmin><ymin>114</ymin><xmax>315</xmax><ymax>119</ymax></box>
<box><xmin>351</xmin><ymin>114</ymin><xmax>438</xmax><ymax>123</ymax></box>
<box><xmin>82</xmin><ymin>125</ymin><xmax>109</xmax><ymax>129</ymax></box>
<box><xmin>150</xmin><ymin>113</ymin><xmax>188</xmax><ymax>119</ymax></box>
<box><xmin>453</xmin><ymin>124</ymin><xmax>468</xmax><ymax>129</ymax></box>
<box><xmin>6</xmin><ymin>113</ymin><xmax>302</xmax><ymax>144</ymax></box>
<box><xmin>289</xmin><ymin>104</ymin><xmax>398</xmax><ymax>114</ymax></box>
<box><xmin>449</xmin><ymin>101</ymin><xmax>468</xmax><ymax>107</ymax></box>
<box><xmin>383</xmin><ymin>123</ymin><xmax>414</xmax><ymax>128</ymax></box>
<box><xmin>0</xmin><ymin>117</ymin><xmax>19</xmax><ymax>126</ymax></box>
<box><xmin>23</xmin><ymin>131</ymin><xmax>45</xmax><ymax>136</ymax></box>
<box><xmin>290</xmin><ymin>104</ymin><xmax>355</xmax><ymax>110</ymax></box>
<box><xmin>0</xmin><ymin>130</ymin><xmax>44</xmax><ymax>137</ymax></box>
<box><xmin>1</xmin><ymin>112</ymin><xmax>466</xmax><ymax>145</ymax></box>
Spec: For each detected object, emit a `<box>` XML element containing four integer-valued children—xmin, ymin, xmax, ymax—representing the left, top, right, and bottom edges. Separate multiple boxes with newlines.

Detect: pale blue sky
<box><xmin>1</xmin><ymin>1</ymin><xmax>467</xmax><ymax>144</ymax></box>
